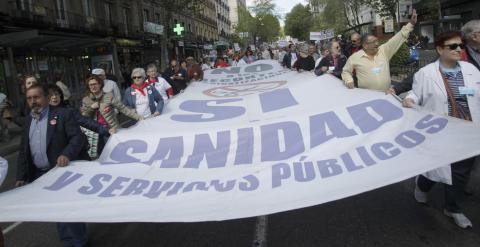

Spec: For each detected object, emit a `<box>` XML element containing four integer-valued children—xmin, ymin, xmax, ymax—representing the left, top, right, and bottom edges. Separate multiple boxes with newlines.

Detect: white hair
<box><xmin>462</xmin><ymin>20</ymin><xmax>480</xmax><ymax>37</ymax></box>
<box><xmin>131</xmin><ymin>68</ymin><xmax>146</xmax><ymax>79</ymax></box>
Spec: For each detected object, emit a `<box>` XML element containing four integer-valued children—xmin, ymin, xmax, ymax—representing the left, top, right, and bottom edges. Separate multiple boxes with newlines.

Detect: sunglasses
<box><xmin>444</xmin><ymin>43</ymin><xmax>465</xmax><ymax>50</ymax></box>
<box><xmin>132</xmin><ymin>76</ymin><xmax>143</xmax><ymax>79</ymax></box>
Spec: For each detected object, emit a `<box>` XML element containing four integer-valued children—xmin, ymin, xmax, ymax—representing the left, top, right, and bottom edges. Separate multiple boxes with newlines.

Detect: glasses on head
<box><xmin>132</xmin><ymin>76</ymin><xmax>143</xmax><ymax>80</ymax></box>
<box><xmin>444</xmin><ymin>43</ymin><xmax>465</xmax><ymax>50</ymax></box>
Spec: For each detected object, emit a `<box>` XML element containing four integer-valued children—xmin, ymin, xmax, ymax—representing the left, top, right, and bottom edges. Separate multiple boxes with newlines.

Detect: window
<box><xmin>122</xmin><ymin>8</ymin><xmax>129</xmax><ymax>35</ymax></box>
<box><xmin>143</xmin><ymin>9</ymin><xmax>149</xmax><ymax>22</ymax></box>
<box><xmin>55</xmin><ymin>0</ymin><xmax>66</xmax><ymax>20</ymax></box>
<box><xmin>82</xmin><ymin>0</ymin><xmax>92</xmax><ymax>16</ymax></box>
<box><xmin>105</xmin><ymin>2</ymin><xmax>113</xmax><ymax>25</ymax></box>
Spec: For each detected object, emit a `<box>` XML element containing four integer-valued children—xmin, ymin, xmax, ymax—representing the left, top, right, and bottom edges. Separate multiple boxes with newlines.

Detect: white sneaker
<box><xmin>414</xmin><ymin>176</ymin><xmax>428</xmax><ymax>203</ymax></box>
<box><xmin>444</xmin><ymin>209</ymin><xmax>473</xmax><ymax>229</ymax></box>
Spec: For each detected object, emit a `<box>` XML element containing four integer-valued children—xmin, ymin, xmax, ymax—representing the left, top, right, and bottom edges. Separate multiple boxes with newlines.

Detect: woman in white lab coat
<box><xmin>403</xmin><ymin>31</ymin><xmax>480</xmax><ymax>229</ymax></box>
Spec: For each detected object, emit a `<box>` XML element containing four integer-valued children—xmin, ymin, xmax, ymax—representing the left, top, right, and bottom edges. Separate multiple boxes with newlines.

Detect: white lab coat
<box><xmin>406</xmin><ymin>60</ymin><xmax>480</xmax><ymax>184</ymax></box>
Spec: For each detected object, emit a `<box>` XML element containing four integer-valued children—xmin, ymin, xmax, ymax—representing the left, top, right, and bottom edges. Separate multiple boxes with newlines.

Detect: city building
<box><xmin>215</xmin><ymin>0</ymin><xmax>231</xmax><ymax>41</ymax></box>
<box><xmin>413</xmin><ymin>0</ymin><xmax>480</xmax><ymax>46</ymax></box>
<box><xmin>228</xmin><ymin>0</ymin><xmax>246</xmax><ymax>29</ymax></box>
<box><xmin>0</xmin><ymin>0</ymin><xmax>221</xmax><ymax>107</ymax></box>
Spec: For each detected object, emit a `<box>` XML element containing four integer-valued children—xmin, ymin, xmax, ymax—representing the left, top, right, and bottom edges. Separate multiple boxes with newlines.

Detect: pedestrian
<box><xmin>278</xmin><ymin>47</ymin><xmax>287</xmax><ymax>65</ymax></box>
<box><xmin>293</xmin><ymin>44</ymin><xmax>315</xmax><ymax>72</ymax></box>
<box><xmin>309</xmin><ymin>44</ymin><xmax>320</xmax><ymax>62</ymax></box>
<box><xmin>54</xmin><ymin>74</ymin><xmax>71</xmax><ymax>105</ymax></box>
<box><xmin>342</xmin><ymin>10</ymin><xmax>417</xmax><ymax>91</ymax></box>
<box><xmin>461</xmin><ymin>20</ymin><xmax>480</xmax><ymax>70</ymax></box>
<box><xmin>315</xmin><ymin>45</ymin><xmax>329</xmax><ymax>68</ymax></box>
<box><xmin>14</xmin><ymin>75</ymin><xmax>39</xmax><ymax>127</ymax></box>
<box><xmin>215</xmin><ymin>57</ymin><xmax>229</xmax><ymax>68</ymax></box>
<box><xmin>92</xmin><ymin>68</ymin><xmax>122</xmax><ymax>103</ymax></box>
<box><xmin>47</xmin><ymin>83</ymin><xmax>111</xmax><ymax>139</ymax></box>
<box><xmin>200</xmin><ymin>58</ymin><xmax>211</xmax><ymax>71</ymax></box>
<box><xmin>232</xmin><ymin>53</ymin><xmax>247</xmax><ymax>66</ymax></box>
<box><xmin>163</xmin><ymin>59</ymin><xmax>188</xmax><ymax>94</ymax></box>
<box><xmin>16</xmin><ymin>84</ymin><xmax>89</xmax><ymax>247</ymax></box>
<box><xmin>344</xmin><ymin>33</ymin><xmax>363</xmax><ymax>58</ymax></box>
<box><xmin>282</xmin><ymin>44</ymin><xmax>298</xmax><ymax>69</ymax></box>
<box><xmin>314</xmin><ymin>41</ymin><xmax>347</xmax><ymax>79</ymax></box>
<box><xmin>123</xmin><ymin>68</ymin><xmax>164</xmax><ymax>119</ymax></box>
<box><xmin>146</xmin><ymin>63</ymin><xmax>173</xmax><ymax>101</ymax></box>
<box><xmin>403</xmin><ymin>31</ymin><xmax>480</xmax><ymax>228</ymax></box>
<box><xmin>244</xmin><ymin>50</ymin><xmax>257</xmax><ymax>64</ymax></box>
<box><xmin>0</xmin><ymin>92</ymin><xmax>12</xmax><ymax>142</ymax></box>
<box><xmin>81</xmin><ymin>75</ymin><xmax>142</xmax><ymax>156</ymax></box>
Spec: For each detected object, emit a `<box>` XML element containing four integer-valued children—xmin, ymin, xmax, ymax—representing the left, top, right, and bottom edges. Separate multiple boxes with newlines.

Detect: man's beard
<box><xmin>31</xmin><ymin>104</ymin><xmax>43</xmax><ymax>114</ymax></box>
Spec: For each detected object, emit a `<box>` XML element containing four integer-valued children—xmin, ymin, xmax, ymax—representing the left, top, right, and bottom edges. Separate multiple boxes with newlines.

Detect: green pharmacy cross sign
<box><xmin>173</xmin><ymin>23</ymin><xmax>185</xmax><ymax>36</ymax></box>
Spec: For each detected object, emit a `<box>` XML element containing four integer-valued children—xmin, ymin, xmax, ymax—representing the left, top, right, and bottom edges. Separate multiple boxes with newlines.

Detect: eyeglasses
<box><xmin>444</xmin><ymin>43</ymin><xmax>465</xmax><ymax>50</ymax></box>
<box><xmin>132</xmin><ymin>76</ymin><xmax>143</xmax><ymax>80</ymax></box>
<box><xmin>88</xmin><ymin>83</ymin><xmax>100</xmax><ymax>87</ymax></box>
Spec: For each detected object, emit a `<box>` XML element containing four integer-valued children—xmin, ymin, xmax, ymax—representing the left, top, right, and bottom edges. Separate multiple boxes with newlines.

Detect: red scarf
<box><xmin>131</xmin><ymin>83</ymin><xmax>147</xmax><ymax>96</ymax></box>
<box><xmin>147</xmin><ymin>77</ymin><xmax>158</xmax><ymax>86</ymax></box>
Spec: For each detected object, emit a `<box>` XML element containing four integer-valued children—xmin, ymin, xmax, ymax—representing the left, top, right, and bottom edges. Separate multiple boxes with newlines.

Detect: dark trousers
<box><xmin>34</xmin><ymin>168</ymin><xmax>88</xmax><ymax>247</ymax></box>
<box><xmin>417</xmin><ymin>157</ymin><xmax>476</xmax><ymax>213</ymax></box>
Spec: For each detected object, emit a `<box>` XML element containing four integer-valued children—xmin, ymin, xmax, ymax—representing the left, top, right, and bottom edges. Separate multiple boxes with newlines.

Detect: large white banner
<box><xmin>0</xmin><ymin>60</ymin><xmax>479</xmax><ymax>222</ymax></box>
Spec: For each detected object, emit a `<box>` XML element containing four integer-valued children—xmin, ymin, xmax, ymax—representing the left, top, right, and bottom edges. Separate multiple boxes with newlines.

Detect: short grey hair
<box><xmin>462</xmin><ymin>20</ymin><xmax>480</xmax><ymax>37</ymax></box>
<box><xmin>146</xmin><ymin>63</ymin><xmax>157</xmax><ymax>71</ymax></box>
<box><xmin>131</xmin><ymin>68</ymin><xmax>146</xmax><ymax>79</ymax></box>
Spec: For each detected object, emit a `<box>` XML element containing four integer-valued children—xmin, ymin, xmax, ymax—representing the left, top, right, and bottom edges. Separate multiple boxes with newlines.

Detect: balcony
<box><xmin>5</xmin><ymin>1</ymin><xmax>140</xmax><ymax>39</ymax></box>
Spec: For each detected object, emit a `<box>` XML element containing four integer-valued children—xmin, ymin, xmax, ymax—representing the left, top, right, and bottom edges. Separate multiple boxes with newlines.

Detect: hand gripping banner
<box><xmin>0</xmin><ymin>60</ymin><xmax>479</xmax><ymax>222</ymax></box>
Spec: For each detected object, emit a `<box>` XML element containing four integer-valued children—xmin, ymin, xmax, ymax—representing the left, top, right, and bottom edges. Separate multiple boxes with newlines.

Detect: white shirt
<box><xmin>291</xmin><ymin>53</ymin><xmax>298</xmax><ymax>68</ymax></box>
<box><xmin>103</xmin><ymin>79</ymin><xmax>121</xmax><ymax>102</ymax></box>
<box><xmin>147</xmin><ymin>77</ymin><xmax>172</xmax><ymax>101</ymax></box>
<box><xmin>232</xmin><ymin>59</ymin><xmax>247</xmax><ymax>67</ymax></box>
<box><xmin>135</xmin><ymin>88</ymin><xmax>151</xmax><ymax>118</ymax></box>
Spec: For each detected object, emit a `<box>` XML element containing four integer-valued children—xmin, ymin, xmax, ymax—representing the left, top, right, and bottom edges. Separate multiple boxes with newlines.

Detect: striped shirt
<box><xmin>440</xmin><ymin>64</ymin><xmax>470</xmax><ymax>118</ymax></box>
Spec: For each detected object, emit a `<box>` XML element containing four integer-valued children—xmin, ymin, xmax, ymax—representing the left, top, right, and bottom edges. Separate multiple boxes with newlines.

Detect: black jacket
<box><xmin>314</xmin><ymin>54</ymin><xmax>347</xmax><ymax>79</ymax></box>
<box><xmin>16</xmin><ymin>106</ymin><xmax>89</xmax><ymax>182</ymax></box>
<box><xmin>293</xmin><ymin>56</ymin><xmax>315</xmax><ymax>71</ymax></box>
<box><xmin>344</xmin><ymin>44</ymin><xmax>363</xmax><ymax>58</ymax></box>
<box><xmin>69</xmin><ymin>106</ymin><xmax>109</xmax><ymax>137</ymax></box>
<box><xmin>282</xmin><ymin>52</ymin><xmax>297</xmax><ymax>69</ymax></box>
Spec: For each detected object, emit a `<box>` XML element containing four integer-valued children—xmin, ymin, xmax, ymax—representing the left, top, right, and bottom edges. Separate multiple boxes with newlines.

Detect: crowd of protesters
<box><xmin>0</xmin><ymin>7</ymin><xmax>479</xmax><ymax>246</ymax></box>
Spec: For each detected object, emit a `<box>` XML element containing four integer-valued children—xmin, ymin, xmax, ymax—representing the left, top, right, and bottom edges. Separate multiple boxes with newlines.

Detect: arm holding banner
<box><xmin>403</xmin><ymin>69</ymin><xmax>424</xmax><ymax>108</ymax></box>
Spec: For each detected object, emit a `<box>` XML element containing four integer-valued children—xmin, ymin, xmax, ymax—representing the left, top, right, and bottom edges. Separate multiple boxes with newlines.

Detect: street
<box><xmin>2</xmin><ymin>149</ymin><xmax>480</xmax><ymax>247</ymax></box>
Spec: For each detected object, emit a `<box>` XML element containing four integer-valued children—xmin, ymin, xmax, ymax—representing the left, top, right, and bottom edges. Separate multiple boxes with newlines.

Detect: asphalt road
<box><xmin>1</xmin><ymin>149</ymin><xmax>480</xmax><ymax>247</ymax></box>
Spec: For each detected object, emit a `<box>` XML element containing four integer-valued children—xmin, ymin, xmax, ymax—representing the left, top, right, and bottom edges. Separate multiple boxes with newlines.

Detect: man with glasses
<box><xmin>461</xmin><ymin>20</ymin><xmax>480</xmax><ymax>70</ymax></box>
<box><xmin>344</xmin><ymin>33</ymin><xmax>362</xmax><ymax>58</ymax></box>
<box><xmin>342</xmin><ymin>10</ymin><xmax>417</xmax><ymax>91</ymax></box>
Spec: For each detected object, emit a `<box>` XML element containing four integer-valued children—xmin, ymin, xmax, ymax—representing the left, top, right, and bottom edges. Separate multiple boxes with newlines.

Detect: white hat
<box><xmin>92</xmin><ymin>68</ymin><xmax>105</xmax><ymax>75</ymax></box>
<box><xmin>0</xmin><ymin>156</ymin><xmax>8</xmax><ymax>186</ymax></box>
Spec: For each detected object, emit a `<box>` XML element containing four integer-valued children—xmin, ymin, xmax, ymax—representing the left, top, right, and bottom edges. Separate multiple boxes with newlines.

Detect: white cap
<box><xmin>92</xmin><ymin>68</ymin><xmax>105</xmax><ymax>75</ymax></box>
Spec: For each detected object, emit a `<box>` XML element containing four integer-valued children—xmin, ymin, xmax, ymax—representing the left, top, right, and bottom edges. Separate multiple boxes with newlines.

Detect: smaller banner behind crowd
<box><xmin>0</xmin><ymin>60</ymin><xmax>479</xmax><ymax>222</ymax></box>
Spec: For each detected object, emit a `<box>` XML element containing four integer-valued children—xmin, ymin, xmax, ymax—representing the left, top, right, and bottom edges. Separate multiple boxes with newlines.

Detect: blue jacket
<box><xmin>123</xmin><ymin>85</ymin><xmax>164</xmax><ymax>115</ymax></box>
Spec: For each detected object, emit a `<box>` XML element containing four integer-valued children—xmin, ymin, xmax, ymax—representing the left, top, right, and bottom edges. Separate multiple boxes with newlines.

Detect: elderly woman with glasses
<box><xmin>314</xmin><ymin>40</ymin><xmax>347</xmax><ymax>79</ymax></box>
<box><xmin>123</xmin><ymin>68</ymin><xmax>164</xmax><ymax>119</ymax></box>
<box><xmin>81</xmin><ymin>75</ymin><xmax>142</xmax><ymax>134</ymax></box>
<box><xmin>403</xmin><ymin>31</ymin><xmax>480</xmax><ymax>229</ymax></box>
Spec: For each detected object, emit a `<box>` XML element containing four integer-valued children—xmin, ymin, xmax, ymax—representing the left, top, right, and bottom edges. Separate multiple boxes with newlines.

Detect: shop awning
<box><xmin>0</xmin><ymin>29</ymin><xmax>112</xmax><ymax>49</ymax></box>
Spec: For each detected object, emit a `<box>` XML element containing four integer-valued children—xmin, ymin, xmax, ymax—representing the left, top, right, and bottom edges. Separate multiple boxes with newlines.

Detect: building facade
<box><xmin>215</xmin><ymin>0</ymin><xmax>231</xmax><ymax>41</ymax></box>
<box><xmin>228</xmin><ymin>0</ymin><xmax>246</xmax><ymax>29</ymax></box>
<box><xmin>0</xmin><ymin>0</ymin><xmax>223</xmax><ymax>106</ymax></box>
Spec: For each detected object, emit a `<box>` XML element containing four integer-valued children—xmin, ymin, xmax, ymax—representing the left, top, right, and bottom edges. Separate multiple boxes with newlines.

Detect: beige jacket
<box><xmin>81</xmin><ymin>92</ymin><xmax>140</xmax><ymax>131</ymax></box>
